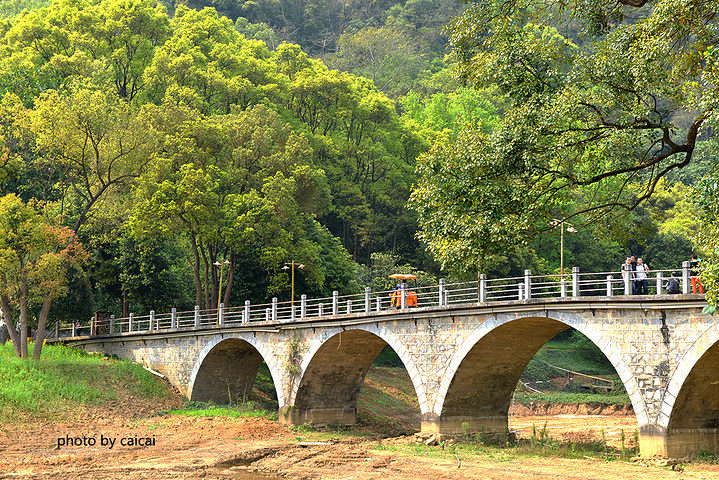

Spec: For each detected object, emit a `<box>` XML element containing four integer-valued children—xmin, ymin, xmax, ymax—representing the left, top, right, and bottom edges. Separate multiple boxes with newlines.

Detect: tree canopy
<box><xmin>410</xmin><ymin>0</ymin><xmax>718</xmax><ymax>275</ymax></box>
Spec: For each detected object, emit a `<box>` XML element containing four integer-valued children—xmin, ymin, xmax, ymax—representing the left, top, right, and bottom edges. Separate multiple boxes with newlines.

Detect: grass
<box><xmin>370</xmin><ymin>426</ymin><xmax>639</xmax><ymax>464</ymax></box>
<box><xmin>0</xmin><ymin>342</ymin><xmax>169</xmax><ymax>422</ymax></box>
<box><xmin>519</xmin><ymin>329</ymin><xmax>631</xmax><ymax>406</ymax></box>
<box><xmin>513</xmin><ymin>390</ymin><xmax>630</xmax><ymax>407</ymax></box>
<box><xmin>165</xmin><ymin>400</ymin><xmax>272</xmax><ymax>419</ymax></box>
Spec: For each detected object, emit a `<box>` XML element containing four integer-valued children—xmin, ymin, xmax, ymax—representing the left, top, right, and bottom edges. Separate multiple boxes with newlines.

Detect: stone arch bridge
<box><xmin>59</xmin><ymin>288</ymin><xmax>719</xmax><ymax>459</ymax></box>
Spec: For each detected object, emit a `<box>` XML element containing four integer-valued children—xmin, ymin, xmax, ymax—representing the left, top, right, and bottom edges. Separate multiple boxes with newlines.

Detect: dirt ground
<box><xmin>3</xmin><ymin>403</ymin><xmax>719</xmax><ymax>480</ymax></box>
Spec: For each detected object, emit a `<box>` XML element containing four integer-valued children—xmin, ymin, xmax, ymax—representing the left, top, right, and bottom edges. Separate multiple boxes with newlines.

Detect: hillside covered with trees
<box><xmin>0</xmin><ymin>0</ymin><xmax>714</xmax><ymax>358</ymax></box>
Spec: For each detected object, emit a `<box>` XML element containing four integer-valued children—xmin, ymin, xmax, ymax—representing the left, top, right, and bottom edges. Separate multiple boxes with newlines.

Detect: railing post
<box><xmin>265</xmin><ymin>308</ymin><xmax>270</xmax><ymax>322</ymax></box>
<box><xmin>90</xmin><ymin>316</ymin><xmax>94</xmax><ymax>337</ymax></box>
<box><xmin>272</xmin><ymin>297</ymin><xmax>278</xmax><ymax>321</ymax></box>
<box><xmin>572</xmin><ymin>267</ymin><xmax>580</xmax><ymax>297</ymax></box>
<box><xmin>129</xmin><ymin>313</ymin><xmax>134</xmax><ymax>333</ymax></box>
<box><xmin>479</xmin><ymin>274</ymin><xmax>487</xmax><ymax>303</ymax></box>
<box><xmin>560</xmin><ymin>277</ymin><xmax>567</xmax><ymax>297</ymax></box>
<box><xmin>624</xmin><ymin>268</ymin><xmax>632</xmax><ymax>295</ymax></box>
<box><xmin>56</xmin><ymin>322</ymin><xmax>59</xmax><ymax>339</ymax></box>
<box><xmin>301</xmin><ymin>295</ymin><xmax>307</xmax><ymax>319</ymax></box>
<box><xmin>365</xmin><ymin>287</ymin><xmax>371</xmax><ymax>313</ymax></box>
<box><xmin>110</xmin><ymin>315</ymin><xmax>115</xmax><ymax>334</ymax></box>
<box><xmin>172</xmin><ymin>307</ymin><xmax>177</xmax><ymax>328</ymax></box>
<box><xmin>438</xmin><ymin>279</ymin><xmax>445</xmax><ymax>306</ymax></box>
<box><xmin>245</xmin><ymin>300</ymin><xmax>251</xmax><ymax>324</ymax></box>
<box><xmin>376</xmin><ymin>297</ymin><xmax>381</xmax><ymax>311</ymax></box>
<box><xmin>656</xmin><ymin>272</ymin><xmax>663</xmax><ymax>295</ymax></box>
<box><xmin>518</xmin><ymin>283</ymin><xmax>524</xmax><ymax>300</ymax></box>
<box><xmin>682</xmin><ymin>261</ymin><xmax>691</xmax><ymax>294</ymax></box>
<box><xmin>346</xmin><ymin>299</ymin><xmax>352</xmax><ymax>314</ymax></box>
<box><xmin>72</xmin><ymin>322</ymin><xmax>76</xmax><ymax>337</ymax></box>
<box><xmin>332</xmin><ymin>291</ymin><xmax>338</xmax><ymax>315</ymax></box>
<box><xmin>401</xmin><ymin>288</ymin><xmax>407</xmax><ymax>309</ymax></box>
<box><xmin>606</xmin><ymin>275</ymin><xmax>613</xmax><ymax>296</ymax></box>
<box><xmin>193</xmin><ymin>306</ymin><xmax>199</xmax><ymax>328</ymax></box>
<box><xmin>524</xmin><ymin>269</ymin><xmax>532</xmax><ymax>300</ymax></box>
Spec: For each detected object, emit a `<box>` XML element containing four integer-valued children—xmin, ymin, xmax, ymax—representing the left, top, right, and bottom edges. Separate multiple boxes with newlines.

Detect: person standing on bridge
<box><xmin>634</xmin><ymin>258</ymin><xmax>649</xmax><ymax>295</ymax></box>
<box><xmin>690</xmin><ymin>254</ymin><xmax>703</xmax><ymax>294</ymax></box>
<box><xmin>621</xmin><ymin>257</ymin><xmax>635</xmax><ymax>294</ymax></box>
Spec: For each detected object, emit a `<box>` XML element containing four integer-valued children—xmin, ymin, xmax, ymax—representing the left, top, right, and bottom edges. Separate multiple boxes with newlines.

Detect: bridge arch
<box><xmin>188</xmin><ymin>333</ymin><xmax>285</xmax><ymax>406</ymax></box>
<box><xmin>431</xmin><ymin>313</ymin><xmax>641</xmax><ymax>434</ymax></box>
<box><xmin>654</xmin><ymin>322</ymin><xmax>719</xmax><ymax>457</ymax></box>
<box><xmin>282</xmin><ymin>324</ymin><xmax>426</xmax><ymax>426</ymax></box>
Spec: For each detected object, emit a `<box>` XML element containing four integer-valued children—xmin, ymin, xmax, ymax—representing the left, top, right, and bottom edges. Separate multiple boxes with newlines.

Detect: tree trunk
<box><xmin>1</xmin><ymin>295</ymin><xmax>21</xmax><ymax>357</ymax></box>
<box><xmin>32</xmin><ymin>297</ymin><xmax>52</xmax><ymax>360</ymax></box>
<box><xmin>19</xmin><ymin>279</ymin><xmax>28</xmax><ymax>358</ymax></box>
<box><xmin>224</xmin><ymin>250</ymin><xmax>235</xmax><ymax>307</ymax></box>
<box><xmin>200</xmin><ymin>242</ymin><xmax>210</xmax><ymax>311</ymax></box>
<box><xmin>189</xmin><ymin>232</ymin><xmax>202</xmax><ymax>307</ymax></box>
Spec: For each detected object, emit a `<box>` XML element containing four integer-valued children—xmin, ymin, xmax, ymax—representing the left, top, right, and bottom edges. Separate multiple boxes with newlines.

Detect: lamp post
<box><xmin>282</xmin><ymin>261</ymin><xmax>305</xmax><ymax>307</ymax></box>
<box><xmin>553</xmin><ymin>219</ymin><xmax>577</xmax><ymax>276</ymax></box>
<box><xmin>213</xmin><ymin>259</ymin><xmax>230</xmax><ymax>317</ymax></box>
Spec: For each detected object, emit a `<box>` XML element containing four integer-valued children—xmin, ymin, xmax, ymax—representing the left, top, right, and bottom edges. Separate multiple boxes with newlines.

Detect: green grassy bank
<box><xmin>0</xmin><ymin>342</ymin><xmax>169</xmax><ymax>422</ymax></box>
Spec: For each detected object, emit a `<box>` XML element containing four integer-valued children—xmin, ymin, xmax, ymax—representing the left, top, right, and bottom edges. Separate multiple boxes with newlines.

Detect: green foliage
<box><xmin>0</xmin><ymin>0</ymin><xmax>52</xmax><ymax>18</ymax></box>
<box><xmin>143</xmin><ymin>5</ymin><xmax>276</xmax><ymax>114</ymax></box>
<box><xmin>692</xmin><ymin>164</ymin><xmax>719</xmax><ymax>308</ymax></box>
<box><xmin>326</xmin><ymin>26</ymin><xmax>424</xmax><ymax>96</ymax></box>
<box><xmin>371</xmin><ymin>345</ymin><xmax>404</xmax><ymax>368</ymax></box>
<box><xmin>413</xmin><ymin>0</ymin><xmax>719</xmax><ymax>277</ymax></box>
<box><xmin>400</xmin><ymin>87</ymin><xmax>499</xmax><ymax>145</ymax></box>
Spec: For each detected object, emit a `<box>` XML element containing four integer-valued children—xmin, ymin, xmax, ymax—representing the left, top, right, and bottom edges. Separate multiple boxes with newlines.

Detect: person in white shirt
<box><xmin>634</xmin><ymin>258</ymin><xmax>650</xmax><ymax>295</ymax></box>
<box><xmin>621</xmin><ymin>257</ymin><xmax>634</xmax><ymax>294</ymax></box>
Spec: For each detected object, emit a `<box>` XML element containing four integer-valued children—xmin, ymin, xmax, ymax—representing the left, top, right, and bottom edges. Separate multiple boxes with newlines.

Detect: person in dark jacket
<box><xmin>665</xmin><ymin>272</ymin><xmax>681</xmax><ymax>294</ymax></box>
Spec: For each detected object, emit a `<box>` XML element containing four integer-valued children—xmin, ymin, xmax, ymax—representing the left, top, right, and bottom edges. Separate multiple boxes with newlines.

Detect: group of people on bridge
<box><xmin>621</xmin><ymin>254</ymin><xmax>703</xmax><ymax>295</ymax></box>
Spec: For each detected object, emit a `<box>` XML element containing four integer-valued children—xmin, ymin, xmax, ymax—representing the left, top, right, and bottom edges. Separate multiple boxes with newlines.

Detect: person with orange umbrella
<box><xmin>388</xmin><ymin>274</ymin><xmax>418</xmax><ymax>308</ymax></box>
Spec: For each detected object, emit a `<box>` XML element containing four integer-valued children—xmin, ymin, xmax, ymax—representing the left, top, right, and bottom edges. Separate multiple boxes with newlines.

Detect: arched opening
<box><xmin>439</xmin><ymin>317</ymin><xmax>569</xmax><ymax>432</ymax></box>
<box><xmin>288</xmin><ymin>329</ymin><xmax>418</xmax><ymax>427</ymax></box>
<box><xmin>439</xmin><ymin>316</ymin><xmax>633</xmax><ymax>441</ymax></box>
<box><xmin>666</xmin><ymin>340</ymin><xmax>719</xmax><ymax>457</ymax></box>
<box><xmin>191</xmin><ymin>338</ymin><xmax>277</xmax><ymax>408</ymax></box>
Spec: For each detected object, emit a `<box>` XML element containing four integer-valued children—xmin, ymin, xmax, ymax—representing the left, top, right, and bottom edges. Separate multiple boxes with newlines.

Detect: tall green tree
<box><xmin>131</xmin><ymin>103</ymin><xmax>331</xmax><ymax>309</ymax></box>
<box><xmin>143</xmin><ymin>5</ymin><xmax>277</xmax><ymax>114</ymax></box>
<box><xmin>5</xmin><ymin>0</ymin><xmax>169</xmax><ymax>100</ymax></box>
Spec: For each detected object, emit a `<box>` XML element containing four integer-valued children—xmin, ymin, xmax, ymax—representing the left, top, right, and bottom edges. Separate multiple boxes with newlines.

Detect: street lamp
<box><xmin>282</xmin><ymin>261</ymin><xmax>305</xmax><ymax>307</ymax></box>
<box><xmin>552</xmin><ymin>219</ymin><xmax>578</xmax><ymax>276</ymax></box>
<box><xmin>213</xmin><ymin>259</ymin><xmax>231</xmax><ymax>315</ymax></box>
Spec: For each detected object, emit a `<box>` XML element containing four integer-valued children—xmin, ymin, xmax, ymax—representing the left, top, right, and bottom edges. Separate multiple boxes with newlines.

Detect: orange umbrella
<box><xmin>388</xmin><ymin>274</ymin><xmax>417</xmax><ymax>280</ymax></box>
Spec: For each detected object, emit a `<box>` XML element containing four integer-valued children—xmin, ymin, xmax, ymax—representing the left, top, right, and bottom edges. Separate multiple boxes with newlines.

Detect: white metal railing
<box><xmin>50</xmin><ymin>261</ymin><xmax>697</xmax><ymax>340</ymax></box>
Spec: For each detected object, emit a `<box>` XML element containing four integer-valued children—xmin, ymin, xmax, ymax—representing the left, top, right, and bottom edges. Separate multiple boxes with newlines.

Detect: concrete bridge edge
<box><xmin>291</xmin><ymin>324</ymin><xmax>429</xmax><ymax>414</ymax></box>
<box><xmin>187</xmin><ymin>333</ymin><xmax>287</xmax><ymax>406</ymax></box>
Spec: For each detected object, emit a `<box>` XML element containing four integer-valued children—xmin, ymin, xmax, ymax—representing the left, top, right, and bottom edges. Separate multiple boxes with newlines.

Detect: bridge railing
<box><xmin>50</xmin><ymin>262</ymin><xmax>695</xmax><ymax>339</ymax></box>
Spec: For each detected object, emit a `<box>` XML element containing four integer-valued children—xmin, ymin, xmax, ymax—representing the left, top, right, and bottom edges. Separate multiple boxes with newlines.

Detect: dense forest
<box><xmin>0</xmin><ymin>0</ymin><xmax>712</xmax><ymax>343</ymax></box>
